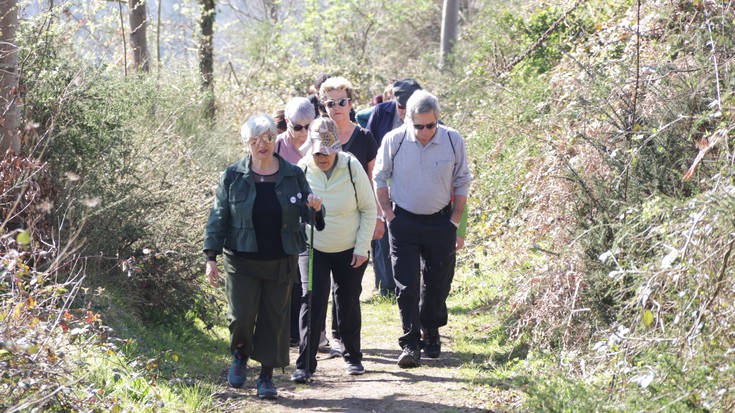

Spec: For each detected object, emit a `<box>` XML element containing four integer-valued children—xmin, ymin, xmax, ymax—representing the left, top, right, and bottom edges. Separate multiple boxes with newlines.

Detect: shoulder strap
<box><xmin>446</xmin><ymin>129</ymin><xmax>460</xmax><ymax>169</ymax></box>
<box><xmin>346</xmin><ymin>157</ymin><xmax>358</xmax><ymax>205</ymax></box>
<box><xmin>390</xmin><ymin>130</ymin><xmax>408</xmax><ymax>163</ymax></box>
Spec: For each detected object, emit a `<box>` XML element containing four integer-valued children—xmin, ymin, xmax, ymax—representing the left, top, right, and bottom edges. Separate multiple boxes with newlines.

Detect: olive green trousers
<box><xmin>223</xmin><ymin>253</ymin><xmax>297</xmax><ymax>368</ymax></box>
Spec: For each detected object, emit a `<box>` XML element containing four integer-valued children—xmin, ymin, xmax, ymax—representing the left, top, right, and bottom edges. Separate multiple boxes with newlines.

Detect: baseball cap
<box><xmin>392</xmin><ymin>78</ymin><xmax>422</xmax><ymax>107</ymax></box>
<box><xmin>306</xmin><ymin>117</ymin><xmax>342</xmax><ymax>156</ymax></box>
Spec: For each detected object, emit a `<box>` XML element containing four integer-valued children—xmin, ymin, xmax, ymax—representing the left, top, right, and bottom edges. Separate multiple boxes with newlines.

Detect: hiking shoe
<box><xmin>345</xmin><ymin>362</ymin><xmax>365</xmax><ymax>375</ymax></box>
<box><xmin>256</xmin><ymin>376</ymin><xmax>278</xmax><ymax>399</ymax></box>
<box><xmin>227</xmin><ymin>348</ymin><xmax>247</xmax><ymax>388</ymax></box>
<box><xmin>290</xmin><ymin>369</ymin><xmax>309</xmax><ymax>383</ymax></box>
<box><xmin>423</xmin><ymin>329</ymin><xmax>441</xmax><ymax>359</ymax></box>
<box><xmin>328</xmin><ymin>338</ymin><xmax>343</xmax><ymax>358</ymax></box>
<box><xmin>397</xmin><ymin>346</ymin><xmax>421</xmax><ymax>368</ymax></box>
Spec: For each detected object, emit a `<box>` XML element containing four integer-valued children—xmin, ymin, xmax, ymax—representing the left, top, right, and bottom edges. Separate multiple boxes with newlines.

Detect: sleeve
<box><xmin>367</xmin><ymin>104</ymin><xmax>383</xmax><ymax>140</ymax></box>
<box><xmin>363</xmin><ymin>128</ymin><xmax>379</xmax><ymax>163</ymax></box>
<box><xmin>351</xmin><ymin>157</ymin><xmax>377</xmax><ymax>257</ymax></box>
<box><xmin>295</xmin><ymin>162</ymin><xmax>326</xmax><ymax>231</ymax></box>
<box><xmin>203</xmin><ymin>167</ymin><xmax>232</xmax><ymax>252</ymax></box>
<box><xmin>372</xmin><ymin>131</ymin><xmax>394</xmax><ymax>189</ymax></box>
<box><xmin>450</xmin><ymin>131</ymin><xmax>473</xmax><ymax>197</ymax></box>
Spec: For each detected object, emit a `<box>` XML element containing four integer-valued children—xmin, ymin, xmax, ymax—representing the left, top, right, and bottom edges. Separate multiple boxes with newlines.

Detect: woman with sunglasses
<box><xmin>275</xmin><ymin>97</ymin><xmax>316</xmax><ymax>164</ymax></box>
<box><xmin>275</xmin><ymin>97</ymin><xmax>318</xmax><ymax>348</ymax></box>
<box><xmin>203</xmin><ymin>114</ymin><xmax>325</xmax><ymax>399</ymax></box>
<box><xmin>317</xmin><ymin>76</ymin><xmax>384</xmax><ymax>358</ymax></box>
<box><xmin>291</xmin><ymin>117</ymin><xmax>377</xmax><ymax>382</ymax></box>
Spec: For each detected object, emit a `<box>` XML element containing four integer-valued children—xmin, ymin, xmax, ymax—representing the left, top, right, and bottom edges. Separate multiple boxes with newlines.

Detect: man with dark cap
<box><xmin>365</xmin><ymin>78</ymin><xmax>423</xmax><ymax>298</ymax></box>
<box><xmin>367</xmin><ymin>78</ymin><xmax>422</xmax><ymax>148</ymax></box>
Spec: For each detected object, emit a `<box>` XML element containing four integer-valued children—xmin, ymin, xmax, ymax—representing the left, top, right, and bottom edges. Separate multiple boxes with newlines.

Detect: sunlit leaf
<box><xmin>16</xmin><ymin>229</ymin><xmax>31</xmax><ymax>245</ymax></box>
<box><xmin>642</xmin><ymin>310</ymin><xmax>654</xmax><ymax>327</ymax></box>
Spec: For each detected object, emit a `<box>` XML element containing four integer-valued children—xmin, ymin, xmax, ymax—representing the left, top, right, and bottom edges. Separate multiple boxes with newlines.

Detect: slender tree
<box><xmin>263</xmin><ymin>0</ymin><xmax>278</xmax><ymax>22</ymax></box>
<box><xmin>199</xmin><ymin>0</ymin><xmax>215</xmax><ymax>118</ymax></box>
<box><xmin>440</xmin><ymin>0</ymin><xmax>459</xmax><ymax>68</ymax></box>
<box><xmin>129</xmin><ymin>0</ymin><xmax>150</xmax><ymax>72</ymax></box>
<box><xmin>0</xmin><ymin>0</ymin><xmax>20</xmax><ymax>153</ymax></box>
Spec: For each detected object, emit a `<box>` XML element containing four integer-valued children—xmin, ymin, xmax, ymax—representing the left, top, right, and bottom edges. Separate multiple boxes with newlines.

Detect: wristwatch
<box><xmin>377</xmin><ymin>216</ymin><xmax>385</xmax><ymax>222</ymax></box>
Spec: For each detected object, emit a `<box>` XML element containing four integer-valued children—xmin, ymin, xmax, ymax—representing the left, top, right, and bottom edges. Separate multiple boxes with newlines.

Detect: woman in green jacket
<box><xmin>203</xmin><ymin>114</ymin><xmax>324</xmax><ymax>399</ymax></box>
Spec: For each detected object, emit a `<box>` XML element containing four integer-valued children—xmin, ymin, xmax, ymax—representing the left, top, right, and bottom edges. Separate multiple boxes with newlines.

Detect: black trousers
<box><xmin>289</xmin><ymin>252</ymin><xmax>307</xmax><ymax>343</ymax></box>
<box><xmin>296</xmin><ymin>248</ymin><xmax>366</xmax><ymax>372</ymax></box>
<box><xmin>388</xmin><ymin>206</ymin><xmax>456</xmax><ymax>349</ymax></box>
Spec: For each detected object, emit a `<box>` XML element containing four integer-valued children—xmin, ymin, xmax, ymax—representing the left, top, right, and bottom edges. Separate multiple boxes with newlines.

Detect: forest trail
<box><xmin>210</xmin><ymin>268</ymin><xmax>514</xmax><ymax>412</ymax></box>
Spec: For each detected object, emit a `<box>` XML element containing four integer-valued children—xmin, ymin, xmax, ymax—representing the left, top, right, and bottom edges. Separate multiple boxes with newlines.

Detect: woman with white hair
<box><xmin>203</xmin><ymin>114</ymin><xmax>325</xmax><ymax>399</ymax></box>
<box><xmin>275</xmin><ymin>97</ymin><xmax>316</xmax><ymax>164</ymax></box>
<box><xmin>274</xmin><ymin>97</ymin><xmax>318</xmax><ymax>348</ymax></box>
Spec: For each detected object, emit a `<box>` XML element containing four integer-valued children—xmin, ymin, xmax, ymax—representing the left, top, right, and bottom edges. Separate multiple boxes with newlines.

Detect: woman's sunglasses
<box><xmin>289</xmin><ymin>122</ymin><xmax>310</xmax><ymax>132</ymax></box>
<box><xmin>324</xmin><ymin>98</ymin><xmax>351</xmax><ymax>108</ymax></box>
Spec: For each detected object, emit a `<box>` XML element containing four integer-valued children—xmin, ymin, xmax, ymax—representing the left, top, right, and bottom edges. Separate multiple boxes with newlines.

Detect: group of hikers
<box><xmin>203</xmin><ymin>75</ymin><xmax>473</xmax><ymax>399</ymax></box>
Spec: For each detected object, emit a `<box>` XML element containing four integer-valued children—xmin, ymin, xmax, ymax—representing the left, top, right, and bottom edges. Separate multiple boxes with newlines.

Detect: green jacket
<box><xmin>203</xmin><ymin>154</ymin><xmax>324</xmax><ymax>255</ymax></box>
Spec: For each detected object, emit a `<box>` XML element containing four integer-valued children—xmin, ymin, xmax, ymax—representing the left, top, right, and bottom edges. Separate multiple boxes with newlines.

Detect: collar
<box><xmin>233</xmin><ymin>153</ymin><xmax>295</xmax><ymax>176</ymax></box>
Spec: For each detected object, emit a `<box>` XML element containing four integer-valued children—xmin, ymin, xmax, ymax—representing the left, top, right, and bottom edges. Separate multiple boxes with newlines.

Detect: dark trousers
<box><xmin>388</xmin><ymin>206</ymin><xmax>456</xmax><ymax>349</ymax></box>
<box><xmin>290</xmin><ymin>252</ymin><xmax>307</xmax><ymax>343</ymax></box>
<box><xmin>223</xmin><ymin>254</ymin><xmax>295</xmax><ymax>368</ymax></box>
<box><xmin>296</xmin><ymin>248</ymin><xmax>366</xmax><ymax>372</ymax></box>
<box><xmin>372</xmin><ymin>221</ymin><xmax>396</xmax><ymax>295</ymax></box>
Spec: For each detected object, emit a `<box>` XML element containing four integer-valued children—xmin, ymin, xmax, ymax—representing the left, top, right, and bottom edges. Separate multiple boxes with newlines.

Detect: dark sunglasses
<box><xmin>289</xmin><ymin>122</ymin><xmax>310</xmax><ymax>132</ymax></box>
<box><xmin>413</xmin><ymin>122</ymin><xmax>437</xmax><ymax>130</ymax></box>
<box><xmin>324</xmin><ymin>98</ymin><xmax>351</xmax><ymax>108</ymax></box>
<box><xmin>396</xmin><ymin>103</ymin><xmax>406</xmax><ymax>110</ymax></box>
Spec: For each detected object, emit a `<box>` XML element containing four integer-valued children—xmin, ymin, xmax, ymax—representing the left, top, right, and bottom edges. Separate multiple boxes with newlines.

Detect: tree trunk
<box><xmin>440</xmin><ymin>0</ymin><xmax>459</xmax><ymax>68</ymax></box>
<box><xmin>129</xmin><ymin>0</ymin><xmax>150</xmax><ymax>72</ymax></box>
<box><xmin>263</xmin><ymin>0</ymin><xmax>278</xmax><ymax>22</ymax></box>
<box><xmin>199</xmin><ymin>0</ymin><xmax>215</xmax><ymax>118</ymax></box>
<box><xmin>0</xmin><ymin>0</ymin><xmax>20</xmax><ymax>154</ymax></box>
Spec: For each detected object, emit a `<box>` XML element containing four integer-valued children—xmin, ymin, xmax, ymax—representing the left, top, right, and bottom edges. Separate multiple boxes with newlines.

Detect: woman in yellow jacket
<box><xmin>291</xmin><ymin>117</ymin><xmax>377</xmax><ymax>382</ymax></box>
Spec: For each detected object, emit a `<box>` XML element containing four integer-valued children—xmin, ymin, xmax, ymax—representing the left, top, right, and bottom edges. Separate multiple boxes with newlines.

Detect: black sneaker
<box><xmin>397</xmin><ymin>346</ymin><xmax>421</xmax><ymax>368</ymax></box>
<box><xmin>423</xmin><ymin>329</ymin><xmax>441</xmax><ymax>359</ymax></box>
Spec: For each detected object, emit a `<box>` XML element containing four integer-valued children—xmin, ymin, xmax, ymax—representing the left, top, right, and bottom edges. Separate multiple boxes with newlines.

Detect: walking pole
<box><xmin>304</xmin><ymin>207</ymin><xmax>315</xmax><ymax>381</ymax></box>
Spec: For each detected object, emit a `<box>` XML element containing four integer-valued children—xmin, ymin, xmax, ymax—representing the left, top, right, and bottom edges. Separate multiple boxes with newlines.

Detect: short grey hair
<box><xmin>284</xmin><ymin>97</ymin><xmax>316</xmax><ymax>124</ymax></box>
<box><xmin>240</xmin><ymin>114</ymin><xmax>277</xmax><ymax>146</ymax></box>
<box><xmin>406</xmin><ymin>90</ymin><xmax>441</xmax><ymax>122</ymax></box>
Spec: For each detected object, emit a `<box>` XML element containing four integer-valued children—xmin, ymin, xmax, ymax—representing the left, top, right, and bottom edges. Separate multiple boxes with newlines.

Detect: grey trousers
<box><xmin>223</xmin><ymin>253</ymin><xmax>297</xmax><ymax>368</ymax></box>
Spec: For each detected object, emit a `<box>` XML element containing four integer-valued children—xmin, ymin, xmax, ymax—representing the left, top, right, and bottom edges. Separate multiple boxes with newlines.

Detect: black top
<box><xmin>342</xmin><ymin>126</ymin><xmax>378</xmax><ymax>174</ymax></box>
<box><xmin>236</xmin><ymin>181</ymin><xmax>288</xmax><ymax>261</ymax></box>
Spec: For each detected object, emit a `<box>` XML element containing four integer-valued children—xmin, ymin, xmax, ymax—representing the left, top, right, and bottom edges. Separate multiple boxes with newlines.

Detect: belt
<box><xmin>394</xmin><ymin>203</ymin><xmax>451</xmax><ymax>218</ymax></box>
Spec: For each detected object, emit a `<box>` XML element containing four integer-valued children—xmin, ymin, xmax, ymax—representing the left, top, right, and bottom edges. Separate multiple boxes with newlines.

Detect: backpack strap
<box><xmin>304</xmin><ymin>158</ymin><xmax>359</xmax><ymax>205</ymax></box>
<box><xmin>346</xmin><ymin>156</ymin><xmax>358</xmax><ymax>205</ymax></box>
<box><xmin>390</xmin><ymin>130</ymin><xmax>408</xmax><ymax>163</ymax></box>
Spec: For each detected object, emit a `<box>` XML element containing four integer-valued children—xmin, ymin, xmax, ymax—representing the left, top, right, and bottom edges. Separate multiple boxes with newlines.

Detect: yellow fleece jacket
<box><xmin>298</xmin><ymin>152</ymin><xmax>377</xmax><ymax>257</ymax></box>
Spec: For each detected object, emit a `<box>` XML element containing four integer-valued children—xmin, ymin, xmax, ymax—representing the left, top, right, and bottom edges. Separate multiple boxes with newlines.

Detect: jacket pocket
<box><xmin>229</xmin><ymin>192</ymin><xmax>252</xmax><ymax>229</ymax></box>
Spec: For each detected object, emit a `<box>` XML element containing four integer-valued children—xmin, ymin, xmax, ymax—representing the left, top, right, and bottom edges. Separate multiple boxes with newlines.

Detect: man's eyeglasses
<box><xmin>248</xmin><ymin>133</ymin><xmax>275</xmax><ymax>145</ymax></box>
<box><xmin>413</xmin><ymin>122</ymin><xmax>437</xmax><ymax>131</ymax></box>
<box><xmin>324</xmin><ymin>98</ymin><xmax>350</xmax><ymax>108</ymax></box>
<box><xmin>289</xmin><ymin>122</ymin><xmax>310</xmax><ymax>132</ymax></box>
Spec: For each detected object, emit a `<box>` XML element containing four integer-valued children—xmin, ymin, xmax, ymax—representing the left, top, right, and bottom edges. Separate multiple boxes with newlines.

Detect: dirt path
<box><xmin>211</xmin><ymin>269</ymin><xmax>506</xmax><ymax>413</ymax></box>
